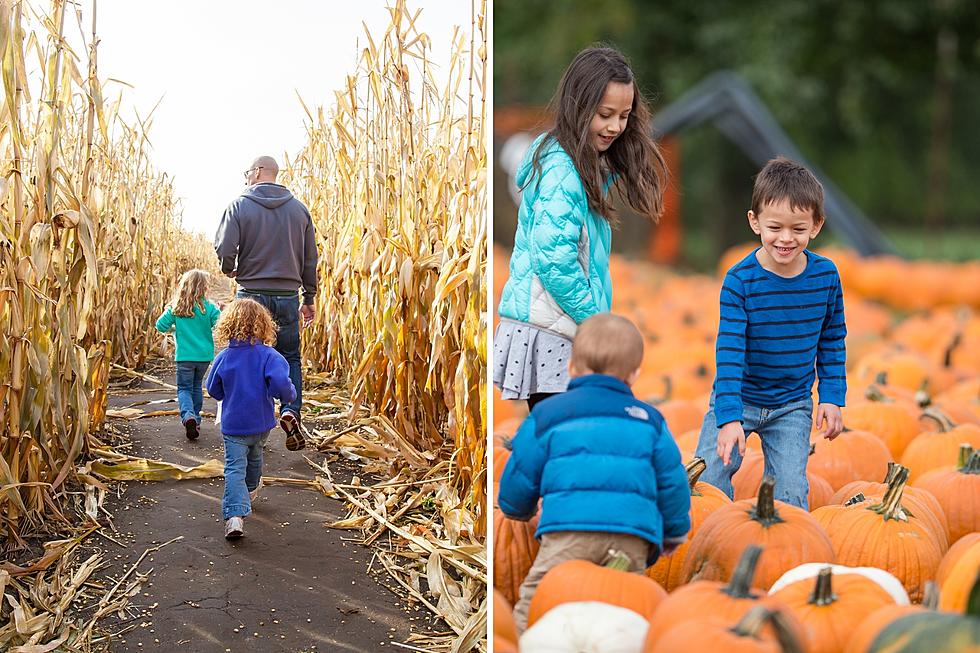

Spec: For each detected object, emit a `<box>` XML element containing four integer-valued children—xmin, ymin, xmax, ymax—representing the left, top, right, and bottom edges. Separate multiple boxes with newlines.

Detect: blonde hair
<box><xmin>571</xmin><ymin>313</ymin><xmax>644</xmax><ymax>380</ymax></box>
<box><xmin>213</xmin><ymin>298</ymin><xmax>278</xmax><ymax>347</ymax></box>
<box><xmin>171</xmin><ymin>269</ymin><xmax>210</xmax><ymax>317</ymax></box>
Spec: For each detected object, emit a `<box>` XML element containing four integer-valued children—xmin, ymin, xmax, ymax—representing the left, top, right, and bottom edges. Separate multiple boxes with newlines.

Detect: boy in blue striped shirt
<box><xmin>694</xmin><ymin>157</ymin><xmax>846</xmax><ymax>509</ymax></box>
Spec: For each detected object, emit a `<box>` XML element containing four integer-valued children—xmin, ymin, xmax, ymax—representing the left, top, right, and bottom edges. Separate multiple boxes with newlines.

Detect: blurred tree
<box><xmin>494</xmin><ymin>0</ymin><xmax>980</xmax><ymax>242</ymax></box>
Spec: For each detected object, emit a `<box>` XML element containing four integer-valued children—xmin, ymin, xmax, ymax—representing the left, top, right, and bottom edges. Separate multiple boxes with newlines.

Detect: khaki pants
<box><xmin>512</xmin><ymin>530</ymin><xmax>651</xmax><ymax>634</ymax></box>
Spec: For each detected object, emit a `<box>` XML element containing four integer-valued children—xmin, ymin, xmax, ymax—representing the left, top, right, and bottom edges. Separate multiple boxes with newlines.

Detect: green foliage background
<box><xmin>494</xmin><ymin>0</ymin><xmax>980</xmax><ymax>265</ymax></box>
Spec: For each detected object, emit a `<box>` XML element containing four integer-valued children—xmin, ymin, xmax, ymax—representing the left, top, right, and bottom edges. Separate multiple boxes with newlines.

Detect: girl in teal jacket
<box><xmin>156</xmin><ymin>269</ymin><xmax>221</xmax><ymax>440</ymax></box>
<box><xmin>494</xmin><ymin>46</ymin><xmax>670</xmax><ymax>410</ymax></box>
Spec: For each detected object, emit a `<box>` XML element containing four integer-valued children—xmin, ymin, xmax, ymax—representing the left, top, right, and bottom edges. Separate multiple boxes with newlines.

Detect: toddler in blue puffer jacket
<box><xmin>498</xmin><ymin>313</ymin><xmax>691</xmax><ymax>633</ymax></box>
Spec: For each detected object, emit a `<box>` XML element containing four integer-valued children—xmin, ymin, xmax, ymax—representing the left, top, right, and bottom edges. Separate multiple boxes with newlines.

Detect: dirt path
<box><xmin>91</xmin><ymin>370</ymin><xmax>431</xmax><ymax>652</ymax></box>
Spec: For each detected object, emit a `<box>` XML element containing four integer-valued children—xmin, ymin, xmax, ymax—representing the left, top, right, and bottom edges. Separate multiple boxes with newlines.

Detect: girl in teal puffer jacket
<box><xmin>494</xmin><ymin>46</ymin><xmax>670</xmax><ymax>410</ymax></box>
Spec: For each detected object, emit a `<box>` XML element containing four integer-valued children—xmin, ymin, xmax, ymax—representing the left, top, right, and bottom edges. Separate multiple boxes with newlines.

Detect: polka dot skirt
<box><xmin>492</xmin><ymin>320</ymin><xmax>572</xmax><ymax>400</ymax></box>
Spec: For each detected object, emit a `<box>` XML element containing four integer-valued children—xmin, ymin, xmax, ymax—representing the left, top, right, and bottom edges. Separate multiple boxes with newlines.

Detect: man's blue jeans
<box><xmin>694</xmin><ymin>395</ymin><xmax>814</xmax><ymax>509</ymax></box>
<box><xmin>222</xmin><ymin>432</ymin><xmax>266</xmax><ymax>520</ymax></box>
<box><xmin>176</xmin><ymin>361</ymin><xmax>210</xmax><ymax>424</ymax></box>
<box><xmin>236</xmin><ymin>291</ymin><xmax>302</xmax><ymax>417</ymax></box>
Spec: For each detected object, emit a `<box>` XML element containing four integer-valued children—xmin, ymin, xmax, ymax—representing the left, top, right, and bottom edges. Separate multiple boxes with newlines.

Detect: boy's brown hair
<box><xmin>571</xmin><ymin>313</ymin><xmax>644</xmax><ymax>380</ymax></box>
<box><xmin>751</xmin><ymin>157</ymin><xmax>825</xmax><ymax>222</ymax></box>
<box><xmin>213</xmin><ymin>298</ymin><xmax>278</xmax><ymax>347</ymax></box>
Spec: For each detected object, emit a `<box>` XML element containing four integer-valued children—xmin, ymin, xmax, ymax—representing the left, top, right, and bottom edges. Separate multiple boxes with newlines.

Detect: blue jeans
<box><xmin>222</xmin><ymin>432</ymin><xmax>267</xmax><ymax>519</ymax></box>
<box><xmin>176</xmin><ymin>361</ymin><xmax>210</xmax><ymax>424</ymax></box>
<box><xmin>236</xmin><ymin>291</ymin><xmax>302</xmax><ymax>417</ymax></box>
<box><xmin>694</xmin><ymin>395</ymin><xmax>813</xmax><ymax>509</ymax></box>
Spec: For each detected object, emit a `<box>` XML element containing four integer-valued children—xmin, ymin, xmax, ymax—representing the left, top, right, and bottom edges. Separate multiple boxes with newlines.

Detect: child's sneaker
<box><xmin>279</xmin><ymin>411</ymin><xmax>305</xmax><ymax>451</ymax></box>
<box><xmin>184</xmin><ymin>418</ymin><xmax>199</xmax><ymax>440</ymax></box>
<box><xmin>224</xmin><ymin>516</ymin><xmax>244</xmax><ymax>539</ymax></box>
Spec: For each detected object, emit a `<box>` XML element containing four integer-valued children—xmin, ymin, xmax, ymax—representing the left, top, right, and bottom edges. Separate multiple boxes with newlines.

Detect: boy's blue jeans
<box><xmin>694</xmin><ymin>395</ymin><xmax>814</xmax><ymax>509</ymax></box>
<box><xmin>222</xmin><ymin>432</ymin><xmax>267</xmax><ymax>520</ymax></box>
<box><xmin>176</xmin><ymin>361</ymin><xmax>210</xmax><ymax>424</ymax></box>
<box><xmin>236</xmin><ymin>291</ymin><xmax>302</xmax><ymax>418</ymax></box>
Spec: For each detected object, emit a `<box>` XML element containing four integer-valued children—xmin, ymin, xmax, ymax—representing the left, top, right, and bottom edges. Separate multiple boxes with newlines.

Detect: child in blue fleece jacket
<box><xmin>498</xmin><ymin>313</ymin><xmax>691</xmax><ymax>632</ymax></box>
<box><xmin>205</xmin><ymin>298</ymin><xmax>296</xmax><ymax>540</ymax></box>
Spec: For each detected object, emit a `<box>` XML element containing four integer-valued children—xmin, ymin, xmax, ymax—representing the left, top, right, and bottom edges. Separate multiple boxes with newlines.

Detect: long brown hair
<box><xmin>171</xmin><ymin>269</ymin><xmax>210</xmax><ymax>317</ymax></box>
<box><xmin>528</xmin><ymin>46</ymin><xmax>669</xmax><ymax>225</ymax></box>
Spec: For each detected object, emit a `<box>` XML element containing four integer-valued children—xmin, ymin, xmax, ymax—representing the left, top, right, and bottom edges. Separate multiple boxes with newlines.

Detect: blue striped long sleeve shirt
<box><xmin>714</xmin><ymin>249</ymin><xmax>847</xmax><ymax>427</ymax></box>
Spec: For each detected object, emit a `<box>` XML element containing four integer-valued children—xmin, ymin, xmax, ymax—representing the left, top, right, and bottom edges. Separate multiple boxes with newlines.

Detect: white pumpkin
<box><xmin>768</xmin><ymin>562</ymin><xmax>910</xmax><ymax>604</ymax></box>
<box><xmin>519</xmin><ymin>601</ymin><xmax>649</xmax><ymax>653</ymax></box>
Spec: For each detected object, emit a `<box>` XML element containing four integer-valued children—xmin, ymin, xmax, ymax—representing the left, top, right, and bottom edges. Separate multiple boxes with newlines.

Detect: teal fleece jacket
<box><xmin>155</xmin><ymin>300</ymin><xmax>221</xmax><ymax>362</ymax></box>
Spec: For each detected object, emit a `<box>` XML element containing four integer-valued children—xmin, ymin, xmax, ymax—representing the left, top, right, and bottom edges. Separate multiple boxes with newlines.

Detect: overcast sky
<box><xmin>75</xmin><ymin>1</ymin><xmax>473</xmax><ymax>236</ymax></box>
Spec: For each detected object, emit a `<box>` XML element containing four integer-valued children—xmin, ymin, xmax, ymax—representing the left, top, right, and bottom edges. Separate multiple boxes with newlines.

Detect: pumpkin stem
<box><xmin>884</xmin><ymin>461</ymin><xmax>901</xmax><ymax>483</ymax></box>
<box><xmin>957</xmin><ymin>444</ymin><xmax>976</xmax><ymax>470</ymax></box>
<box><xmin>922</xmin><ymin>581</ymin><xmax>940</xmax><ymax>610</ymax></box>
<box><xmin>869</xmin><ymin>465</ymin><xmax>909</xmax><ymax>522</ymax></box>
<box><xmin>843</xmin><ymin>492</ymin><xmax>866</xmax><ymax>506</ymax></box>
<box><xmin>914</xmin><ymin>380</ymin><xmax>932</xmax><ymax>408</ymax></box>
<box><xmin>865</xmin><ymin>384</ymin><xmax>891</xmax><ymax>403</ymax></box>
<box><xmin>686</xmin><ymin>457</ymin><xmax>707</xmax><ymax>491</ymax></box>
<box><xmin>919</xmin><ymin>407</ymin><xmax>954</xmax><ymax>432</ymax></box>
<box><xmin>942</xmin><ymin>332</ymin><xmax>962</xmax><ymax>369</ymax></box>
<box><xmin>964</xmin><ymin>450</ymin><xmax>980</xmax><ymax>475</ymax></box>
<box><xmin>750</xmin><ymin>476</ymin><xmax>784</xmax><ymax>526</ymax></box>
<box><xmin>730</xmin><ymin>606</ymin><xmax>804</xmax><ymax>653</ymax></box>
<box><xmin>602</xmin><ymin>549</ymin><xmax>632</xmax><ymax>572</ymax></box>
<box><xmin>808</xmin><ymin>567</ymin><xmax>838</xmax><ymax>607</ymax></box>
<box><xmin>873</xmin><ymin>371</ymin><xmax>888</xmax><ymax>386</ymax></box>
<box><xmin>723</xmin><ymin>545</ymin><xmax>763</xmax><ymax>599</ymax></box>
<box><xmin>808</xmin><ymin>442</ymin><xmax>816</xmax><ymax>456</ymax></box>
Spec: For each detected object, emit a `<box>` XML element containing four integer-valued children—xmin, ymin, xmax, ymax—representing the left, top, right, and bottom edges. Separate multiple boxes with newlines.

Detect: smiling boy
<box><xmin>693</xmin><ymin>157</ymin><xmax>847</xmax><ymax>509</ymax></box>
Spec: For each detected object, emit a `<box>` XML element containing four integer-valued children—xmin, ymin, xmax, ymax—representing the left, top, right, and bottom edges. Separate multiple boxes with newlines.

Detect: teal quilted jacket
<box><xmin>497</xmin><ymin>134</ymin><xmax>613</xmax><ymax>338</ymax></box>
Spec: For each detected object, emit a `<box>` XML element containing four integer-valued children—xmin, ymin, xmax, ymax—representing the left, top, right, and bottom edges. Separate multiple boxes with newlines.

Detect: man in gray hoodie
<box><xmin>214</xmin><ymin>156</ymin><xmax>318</xmax><ymax>450</ymax></box>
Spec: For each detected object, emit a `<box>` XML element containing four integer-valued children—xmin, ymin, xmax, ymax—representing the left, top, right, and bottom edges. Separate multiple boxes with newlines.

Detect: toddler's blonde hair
<box><xmin>571</xmin><ymin>313</ymin><xmax>644</xmax><ymax>380</ymax></box>
<box><xmin>213</xmin><ymin>298</ymin><xmax>278</xmax><ymax>347</ymax></box>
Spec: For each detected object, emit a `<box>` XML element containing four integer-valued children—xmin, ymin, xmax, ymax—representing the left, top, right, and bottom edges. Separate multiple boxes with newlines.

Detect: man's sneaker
<box><xmin>249</xmin><ymin>479</ymin><xmax>264</xmax><ymax>502</ymax></box>
<box><xmin>279</xmin><ymin>411</ymin><xmax>305</xmax><ymax>451</ymax></box>
<box><xmin>184</xmin><ymin>418</ymin><xmax>199</xmax><ymax>440</ymax></box>
<box><xmin>224</xmin><ymin>516</ymin><xmax>244</xmax><ymax>540</ymax></box>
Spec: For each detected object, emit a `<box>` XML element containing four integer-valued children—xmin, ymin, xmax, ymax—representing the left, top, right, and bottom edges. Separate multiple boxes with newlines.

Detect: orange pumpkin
<box><xmin>646</xmin><ymin>458</ymin><xmax>732</xmax><ymax>592</ymax></box>
<box><xmin>493</xmin><ymin>589</ymin><xmax>518</xmax><ymax>647</ymax></box>
<box><xmin>681</xmin><ymin>477</ymin><xmax>836</xmax><ymax>590</ymax></box>
<box><xmin>647</xmin><ymin>545</ymin><xmax>803</xmax><ymax>644</ymax></box>
<box><xmin>493</xmin><ymin>506</ymin><xmax>540</xmax><ymax>605</ymax></box>
<box><xmin>842</xmin><ymin>399</ymin><xmax>921</xmax><ymax>459</ymax></box>
<box><xmin>655</xmin><ymin>398</ymin><xmax>705</xmax><ymax>435</ymax></box>
<box><xmin>811</xmin><ymin>467</ymin><xmax>943</xmax><ymax>603</ymax></box>
<box><xmin>527</xmin><ymin>552</ymin><xmax>667</xmax><ymax>627</ymax></box>
<box><xmin>830</xmin><ymin>464</ymin><xmax>949</xmax><ymax>551</ymax></box>
<box><xmin>646</xmin><ymin>604</ymin><xmax>806</xmax><ymax>653</ymax></box>
<box><xmin>937</xmin><ymin>534</ymin><xmax>980</xmax><ymax>613</ymax></box>
<box><xmin>900</xmin><ymin>421</ymin><xmax>980</xmax><ymax>482</ymax></box>
<box><xmin>769</xmin><ymin>566</ymin><xmax>898</xmax><ymax>653</ymax></box>
<box><xmin>808</xmin><ymin>429</ymin><xmax>891</xmax><ymax>491</ymax></box>
<box><xmin>841</xmin><ymin>584</ymin><xmax>939</xmax><ymax>653</ymax></box>
<box><xmin>913</xmin><ymin>445</ymin><xmax>980</xmax><ymax>546</ymax></box>
<box><xmin>936</xmin><ymin>532</ymin><xmax>980</xmax><ymax>589</ymax></box>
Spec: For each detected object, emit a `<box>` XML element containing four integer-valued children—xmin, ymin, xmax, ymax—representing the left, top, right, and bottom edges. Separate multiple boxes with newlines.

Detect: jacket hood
<box><xmin>516</xmin><ymin>134</ymin><xmax>563</xmax><ymax>188</ymax></box>
<box><xmin>241</xmin><ymin>183</ymin><xmax>294</xmax><ymax>209</ymax></box>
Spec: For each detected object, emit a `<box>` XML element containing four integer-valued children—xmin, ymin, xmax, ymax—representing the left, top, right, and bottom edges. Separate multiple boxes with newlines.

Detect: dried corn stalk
<box><xmin>0</xmin><ymin>0</ymin><xmax>217</xmax><ymax>544</ymax></box>
<box><xmin>280</xmin><ymin>0</ymin><xmax>487</xmax><ymax>527</ymax></box>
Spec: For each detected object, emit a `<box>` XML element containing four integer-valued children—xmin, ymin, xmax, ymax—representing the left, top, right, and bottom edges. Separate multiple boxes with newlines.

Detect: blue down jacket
<box><xmin>497</xmin><ymin>134</ymin><xmax>613</xmax><ymax>338</ymax></box>
<box><xmin>497</xmin><ymin>374</ymin><xmax>692</xmax><ymax>561</ymax></box>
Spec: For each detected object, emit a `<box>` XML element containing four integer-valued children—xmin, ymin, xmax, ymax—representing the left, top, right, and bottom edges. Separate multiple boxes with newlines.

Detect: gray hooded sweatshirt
<box><xmin>214</xmin><ymin>183</ymin><xmax>318</xmax><ymax>305</ymax></box>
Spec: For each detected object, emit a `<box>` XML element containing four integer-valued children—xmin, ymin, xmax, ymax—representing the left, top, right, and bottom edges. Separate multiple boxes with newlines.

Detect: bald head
<box><xmin>249</xmin><ymin>156</ymin><xmax>279</xmax><ymax>183</ymax></box>
<box><xmin>571</xmin><ymin>313</ymin><xmax>645</xmax><ymax>382</ymax></box>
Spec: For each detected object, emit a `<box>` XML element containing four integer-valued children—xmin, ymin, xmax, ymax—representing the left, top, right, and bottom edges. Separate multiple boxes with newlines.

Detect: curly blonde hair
<box><xmin>213</xmin><ymin>298</ymin><xmax>278</xmax><ymax>346</ymax></box>
<box><xmin>171</xmin><ymin>269</ymin><xmax>210</xmax><ymax>317</ymax></box>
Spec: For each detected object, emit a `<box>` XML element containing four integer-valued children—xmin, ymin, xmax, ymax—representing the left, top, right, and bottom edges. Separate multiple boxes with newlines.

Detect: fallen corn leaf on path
<box><xmin>92</xmin><ymin>365</ymin><xmax>432</xmax><ymax>652</ymax></box>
